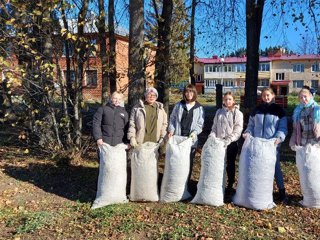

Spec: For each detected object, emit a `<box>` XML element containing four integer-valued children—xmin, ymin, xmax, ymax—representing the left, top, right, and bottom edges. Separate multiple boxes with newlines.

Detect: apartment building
<box><xmin>195</xmin><ymin>52</ymin><xmax>320</xmax><ymax>95</ymax></box>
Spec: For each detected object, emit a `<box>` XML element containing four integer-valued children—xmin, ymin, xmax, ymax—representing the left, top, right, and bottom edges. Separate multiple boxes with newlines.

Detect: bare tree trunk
<box><xmin>153</xmin><ymin>0</ymin><xmax>173</xmax><ymax>114</ymax></box>
<box><xmin>128</xmin><ymin>0</ymin><xmax>145</xmax><ymax>110</ymax></box>
<box><xmin>74</xmin><ymin>0</ymin><xmax>88</xmax><ymax>147</ymax></box>
<box><xmin>244</xmin><ymin>0</ymin><xmax>265</xmax><ymax>113</ymax></box>
<box><xmin>108</xmin><ymin>0</ymin><xmax>117</xmax><ymax>94</ymax></box>
<box><xmin>61</xmin><ymin>9</ymin><xmax>75</xmax><ymax>110</ymax></box>
<box><xmin>189</xmin><ymin>0</ymin><xmax>196</xmax><ymax>85</ymax></box>
<box><xmin>97</xmin><ymin>0</ymin><xmax>109</xmax><ymax>105</ymax></box>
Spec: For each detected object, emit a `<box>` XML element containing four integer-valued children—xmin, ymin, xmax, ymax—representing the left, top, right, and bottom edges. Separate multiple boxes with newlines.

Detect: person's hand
<box><xmin>97</xmin><ymin>139</ymin><xmax>104</xmax><ymax>146</ymax></box>
<box><xmin>130</xmin><ymin>137</ymin><xmax>138</xmax><ymax>148</ymax></box>
<box><xmin>189</xmin><ymin>132</ymin><xmax>197</xmax><ymax>140</ymax></box>
<box><xmin>167</xmin><ymin>132</ymin><xmax>173</xmax><ymax>138</ymax></box>
<box><xmin>290</xmin><ymin>145</ymin><xmax>296</xmax><ymax>151</ymax></box>
<box><xmin>274</xmin><ymin>138</ymin><xmax>280</xmax><ymax>145</ymax></box>
<box><xmin>242</xmin><ymin>133</ymin><xmax>251</xmax><ymax>139</ymax></box>
<box><xmin>223</xmin><ymin>138</ymin><xmax>231</xmax><ymax>148</ymax></box>
<box><xmin>209</xmin><ymin>132</ymin><xmax>215</xmax><ymax>138</ymax></box>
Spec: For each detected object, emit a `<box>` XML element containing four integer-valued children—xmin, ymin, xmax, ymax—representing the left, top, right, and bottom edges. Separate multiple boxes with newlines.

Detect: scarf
<box><xmin>293</xmin><ymin>98</ymin><xmax>320</xmax><ymax>124</ymax></box>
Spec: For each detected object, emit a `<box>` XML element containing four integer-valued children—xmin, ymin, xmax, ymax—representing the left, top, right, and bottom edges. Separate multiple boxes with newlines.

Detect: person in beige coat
<box><xmin>128</xmin><ymin>87</ymin><xmax>168</xmax><ymax>147</ymax></box>
<box><xmin>210</xmin><ymin>92</ymin><xmax>243</xmax><ymax>192</ymax></box>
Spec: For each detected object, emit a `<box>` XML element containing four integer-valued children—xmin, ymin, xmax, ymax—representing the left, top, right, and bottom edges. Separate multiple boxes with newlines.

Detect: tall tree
<box><xmin>153</xmin><ymin>0</ymin><xmax>173</xmax><ymax>113</ymax></box>
<box><xmin>244</xmin><ymin>0</ymin><xmax>265</xmax><ymax>112</ymax></box>
<box><xmin>108</xmin><ymin>0</ymin><xmax>117</xmax><ymax>94</ymax></box>
<box><xmin>189</xmin><ymin>0</ymin><xmax>196</xmax><ymax>85</ymax></box>
<box><xmin>128</xmin><ymin>0</ymin><xmax>145</xmax><ymax>110</ymax></box>
<box><xmin>97</xmin><ymin>0</ymin><xmax>109</xmax><ymax>104</ymax></box>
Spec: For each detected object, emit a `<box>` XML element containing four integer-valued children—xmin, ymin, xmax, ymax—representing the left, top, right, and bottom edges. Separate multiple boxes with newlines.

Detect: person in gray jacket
<box><xmin>210</xmin><ymin>92</ymin><xmax>243</xmax><ymax>193</ymax></box>
<box><xmin>92</xmin><ymin>91</ymin><xmax>128</xmax><ymax>147</ymax></box>
<box><xmin>242</xmin><ymin>87</ymin><xmax>288</xmax><ymax>203</ymax></box>
<box><xmin>168</xmin><ymin>84</ymin><xmax>205</xmax><ymax>194</ymax></box>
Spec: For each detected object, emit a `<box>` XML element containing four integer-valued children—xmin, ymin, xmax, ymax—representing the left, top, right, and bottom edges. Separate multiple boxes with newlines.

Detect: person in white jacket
<box><xmin>210</xmin><ymin>92</ymin><xmax>244</xmax><ymax>193</ymax></box>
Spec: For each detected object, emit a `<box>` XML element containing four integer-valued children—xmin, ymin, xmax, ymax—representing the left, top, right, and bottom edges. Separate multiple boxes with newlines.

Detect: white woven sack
<box><xmin>91</xmin><ymin>143</ymin><xmax>128</xmax><ymax>209</ymax></box>
<box><xmin>233</xmin><ymin>137</ymin><xmax>277</xmax><ymax>210</ymax></box>
<box><xmin>130</xmin><ymin>142</ymin><xmax>160</xmax><ymax>202</ymax></box>
<box><xmin>160</xmin><ymin>136</ymin><xmax>193</xmax><ymax>202</ymax></box>
<box><xmin>191</xmin><ymin>136</ymin><xmax>226</xmax><ymax>206</ymax></box>
<box><xmin>296</xmin><ymin>144</ymin><xmax>320</xmax><ymax>208</ymax></box>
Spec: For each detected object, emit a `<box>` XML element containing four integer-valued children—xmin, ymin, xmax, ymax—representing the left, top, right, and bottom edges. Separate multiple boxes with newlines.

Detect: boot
<box><xmin>279</xmin><ymin>188</ymin><xmax>288</xmax><ymax>204</ymax></box>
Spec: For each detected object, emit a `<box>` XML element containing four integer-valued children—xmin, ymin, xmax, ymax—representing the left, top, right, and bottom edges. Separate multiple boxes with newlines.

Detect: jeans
<box><xmin>275</xmin><ymin>145</ymin><xmax>285</xmax><ymax>190</ymax></box>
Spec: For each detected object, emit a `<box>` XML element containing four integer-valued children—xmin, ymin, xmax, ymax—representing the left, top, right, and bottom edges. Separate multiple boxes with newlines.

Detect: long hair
<box><xmin>183</xmin><ymin>84</ymin><xmax>197</xmax><ymax>102</ymax></box>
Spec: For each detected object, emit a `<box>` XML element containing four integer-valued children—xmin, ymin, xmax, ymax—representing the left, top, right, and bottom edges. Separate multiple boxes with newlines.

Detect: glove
<box><xmin>189</xmin><ymin>132</ymin><xmax>197</xmax><ymax>140</ymax></box>
<box><xmin>290</xmin><ymin>145</ymin><xmax>296</xmax><ymax>151</ymax></box>
<box><xmin>242</xmin><ymin>133</ymin><xmax>251</xmax><ymax>139</ymax></box>
<box><xmin>130</xmin><ymin>137</ymin><xmax>138</xmax><ymax>148</ymax></box>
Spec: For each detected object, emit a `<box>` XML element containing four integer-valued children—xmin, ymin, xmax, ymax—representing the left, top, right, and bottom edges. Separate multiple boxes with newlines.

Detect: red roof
<box><xmin>196</xmin><ymin>54</ymin><xmax>320</xmax><ymax>64</ymax></box>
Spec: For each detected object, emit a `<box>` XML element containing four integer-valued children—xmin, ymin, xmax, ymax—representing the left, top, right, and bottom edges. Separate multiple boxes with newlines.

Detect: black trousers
<box><xmin>226</xmin><ymin>141</ymin><xmax>238</xmax><ymax>188</ymax></box>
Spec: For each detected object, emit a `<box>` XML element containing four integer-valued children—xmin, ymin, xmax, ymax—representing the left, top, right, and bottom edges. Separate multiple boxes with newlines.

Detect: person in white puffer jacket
<box><xmin>210</xmin><ymin>92</ymin><xmax>243</xmax><ymax>193</ymax></box>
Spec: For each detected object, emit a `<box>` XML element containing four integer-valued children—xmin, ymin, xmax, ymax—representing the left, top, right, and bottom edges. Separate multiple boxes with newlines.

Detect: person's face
<box><xmin>185</xmin><ymin>90</ymin><xmax>194</xmax><ymax>102</ymax></box>
<box><xmin>261</xmin><ymin>90</ymin><xmax>274</xmax><ymax>103</ymax></box>
<box><xmin>223</xmin><ymin>95</ymin><xmax>235</xmax><ymax>109</ymax></box>
<box><xmin>145</xmin><ymin>92</ymin><xmax>157</xmax><ymax>104</ymax></box>
<box><xmin>299</xmin><ymin>90</ymin><xmax>312</xmax><ymax>105</ymax></box>
<box><xmin>111</xmin><ymin>93</ymin><xmax>122</xmax><ymax>106</ymax></box>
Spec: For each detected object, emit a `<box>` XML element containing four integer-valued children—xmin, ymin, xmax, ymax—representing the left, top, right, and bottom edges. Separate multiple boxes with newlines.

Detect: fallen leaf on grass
<box><xmin>278</xmin><ymin>226</ymin><xmax>286</xmax><ymax>233</ymax></box>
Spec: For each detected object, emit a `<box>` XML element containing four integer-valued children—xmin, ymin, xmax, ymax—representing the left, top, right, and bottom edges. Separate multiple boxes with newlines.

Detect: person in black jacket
<box><xmin>92</xmin><ymin>91</ymin><xmax>129</xmax><ymax>147</ymax></box>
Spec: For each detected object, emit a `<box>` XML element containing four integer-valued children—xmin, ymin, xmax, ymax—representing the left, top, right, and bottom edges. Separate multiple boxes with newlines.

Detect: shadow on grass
<box><xmin>3</xmin><ymin>162</ymin><xmax>98</xmax><ymax>203</ymax></box>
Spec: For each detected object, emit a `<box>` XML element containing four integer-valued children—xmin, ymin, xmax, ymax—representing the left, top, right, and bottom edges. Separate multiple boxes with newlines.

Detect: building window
<box><xmin>235</xmin><ymin>64</ymin><xmax>246</xmax><ymax>72</ymax></box>
<box><xmin>224</xmin><ymin>80</ymin><xmax>234</xmax><ymax>87</ymax></box>
<box><xmin>293</xmin><ymin>64</ymin><xmax>304</xmax><ymax>72</ymax></box>
<box><xmin>85</xmin><ymin>70</ymin><xmax>97</xmax><ymax>87</ymax></box>
<box><xmin>206</xmin><ymin>79</ymin><xmax>218</xmax><ymax>87</ymax></box>
<box><xmin>63</xmin><ymin>70</ymin><xmax>76</xmax><ymax>81</ymax></box>
<box><xmin>259</xmin><ymin>63</ymin><xmax>270</xmax><ymax>72</ymax></box>
<box><xmin>311</xmin><ymin>80</ymin><xmax>319</xmax><ymax>89</ymax></box>
<box><xmin>276</xmin><ymin>73</ymin><xmax>285</xmax><ymax>80</ymax></box>
<box><xmin>259</xmin><ymin>79</ymin><xmax>269</xmax><ymax>86</ymax></box>
<box><xmin>311</xmin><ymin>63</ymin><xmax>320</xmax><ymax>72</ymax></box>
<box><xmin>293</xmin><ymin>80</ymin><xmax>304</xmax><ymax>88</ymax></box>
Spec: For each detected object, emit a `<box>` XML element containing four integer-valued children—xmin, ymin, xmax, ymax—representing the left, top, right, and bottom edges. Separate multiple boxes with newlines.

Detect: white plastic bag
<box><xmin>92</xmin><ymin>143</ymin><xmax>128</xmax><ymax>209</ymax></box>
<box><xmin>296</xmin><ymin>144</ymin><xmax>320</xmax><ymax>208</ymax></box>
<box><xmin>191</xmin><ymin>136</ymin><xmax>226</xmax><ymax>206</ymax></box>
<box><xmin>233</xmin><ymin>137</ymin><xmax>277</xmax><ymax>210</ymax></box>
<box><xmin>130</xmin><ymin>142</ymin><xmax>160</xmax><ymax>202</ymax></box>
<box><xmin>160</xmin><ymin>136</ymin><xmax>193</xmax><ymax>202</ymax></box>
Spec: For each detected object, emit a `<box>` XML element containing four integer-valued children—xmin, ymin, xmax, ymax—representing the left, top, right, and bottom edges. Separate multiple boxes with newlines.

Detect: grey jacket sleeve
<box><xmin>192</xmin><ymin>106</ymin><xmax>205</xmax><ymax>135</ymax></box>
<box><xmin>227</xmin><ymin>109</ymin><xmax>244</xmax><ymax>142</ymax></box>
<box><xmin>275</xmin><ymin>116</ymin><xmax>288</xmax><ymax>142</ymax></box>
<box><xmin>168</xmin><ymin>104</ymin><xmax>179</xmax><ymax>133</ymax></box>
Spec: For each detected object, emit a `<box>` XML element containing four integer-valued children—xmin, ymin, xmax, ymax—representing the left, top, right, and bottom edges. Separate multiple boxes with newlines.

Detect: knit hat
<box><xmin>144</xmin><ymin>87</ymin><xmax>158</xmax><ymax>99</ymax></box>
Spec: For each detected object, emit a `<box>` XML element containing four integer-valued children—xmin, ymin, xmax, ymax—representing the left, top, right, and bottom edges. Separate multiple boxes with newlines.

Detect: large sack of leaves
<box><xmin>296</xmin><ymin>144</ymin><xmax>320</xmax><ymax>208</ymax></box>
<box><xmin>91</xmin><ymin>143</ymin><xmax>128</xmax><ymax>209</ymax></box>
<box><xmin>130</xmin><ymin>142</ymin><xmax>160</xmax><ymax>202</ymax></box>
<box><xmin>160</xmin><ymin>136</ymin><xmax>193</xmax><ymax>202</ymax></box>
<box><xmin>191</xmin><ymin>136</ymin><xmax>226</xmax><ymax>206</ymax></box>
<box><xmin>233</xmin><ymin>137</ymin><xmax>277</xmax><ymax>210</ymax></box>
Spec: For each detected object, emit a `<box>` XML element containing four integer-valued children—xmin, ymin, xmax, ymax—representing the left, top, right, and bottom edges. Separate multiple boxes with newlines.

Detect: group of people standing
<box><xmin>92</xmin><ymin>83</ymin><xmax>320</xmax><ymax>207</ymax></box>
